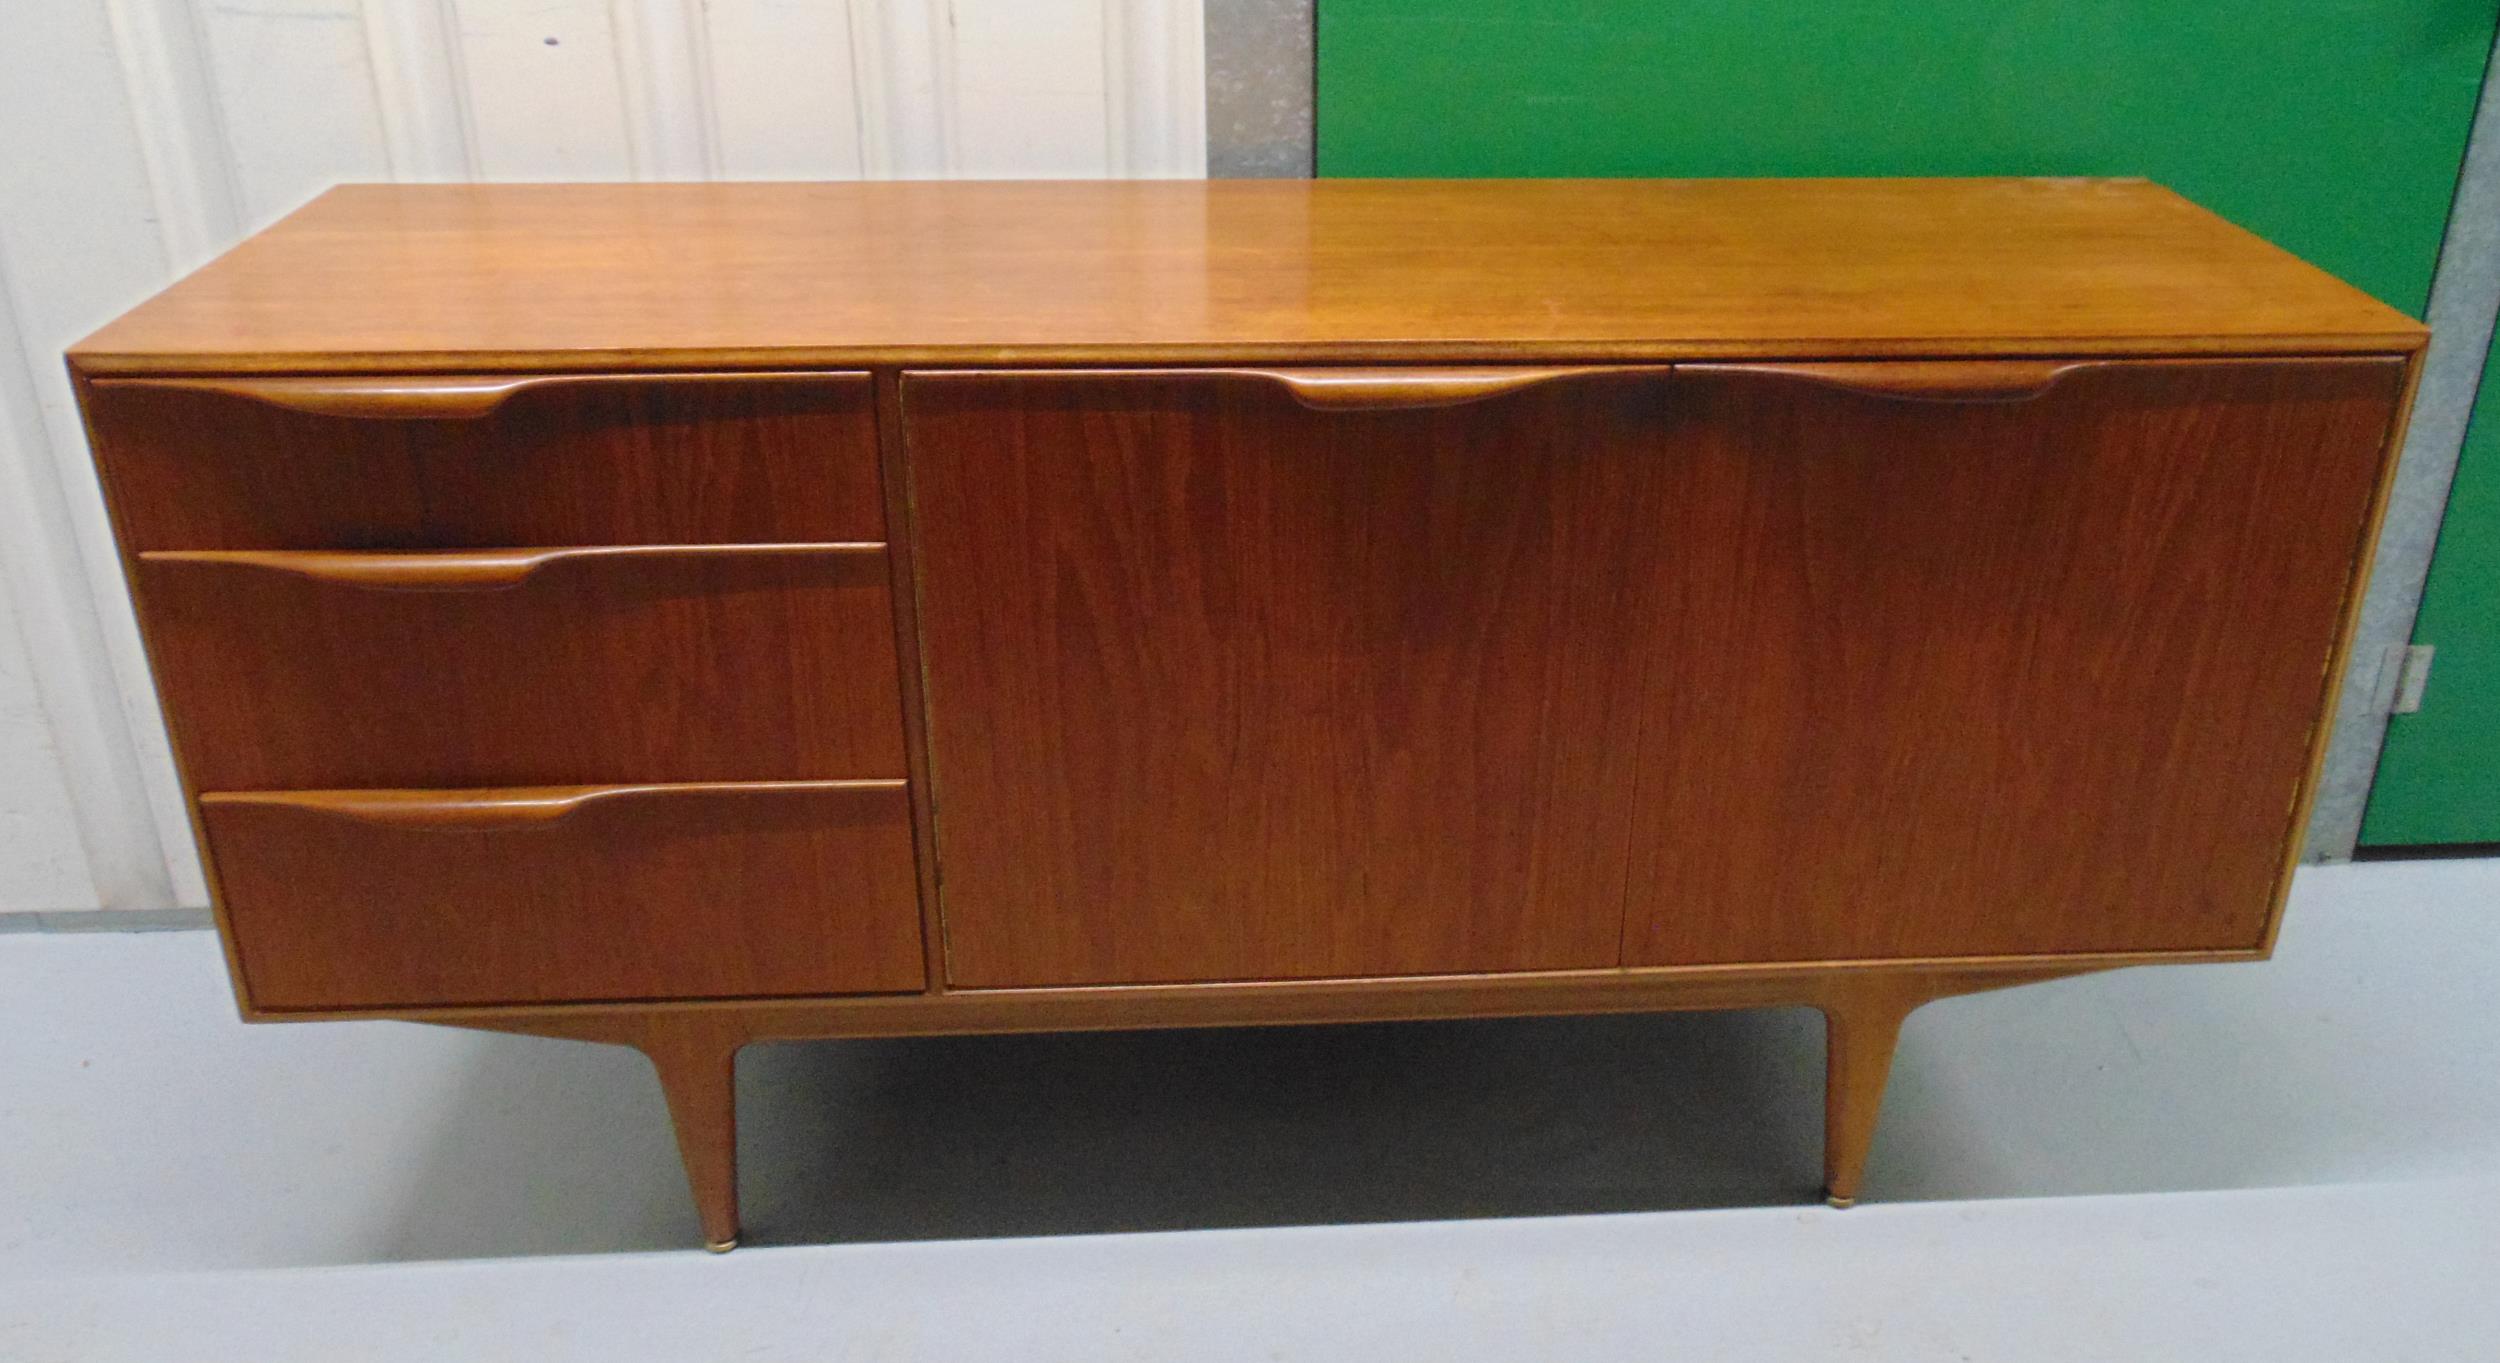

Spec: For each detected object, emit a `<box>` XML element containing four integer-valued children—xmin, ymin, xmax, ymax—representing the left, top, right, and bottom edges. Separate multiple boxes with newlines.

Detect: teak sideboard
<box><xmin>71</xmin><ymin>179</ymin><xmax>2424</xmax><ymax>1251</ymax></box>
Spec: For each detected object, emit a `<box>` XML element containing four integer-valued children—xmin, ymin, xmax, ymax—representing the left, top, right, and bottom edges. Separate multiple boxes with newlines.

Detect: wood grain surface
<box><xmin>203</xmin><ymin>782</ymin><xmax>924</xmax><ymax>1008</ymax></box>
<box><xmin>137</xmin><ymin>544</ymin><xmax>907</xmax><ymax>789</ymax></box>
<box><xmin>906</xmin><ymin>359</ymin><xmax>2403</xmax><ymax>985</ymax></box>
<box><xmin>908</xmin><ymin>368</ymin><xmax>1674</xmax><ymax>985</ymax></box>
<box><xmin>88</xmin><ymin>373</ymin><xmax>884</xmax><ymax>550</ymax></box>
<box><xmin>1618</xmin><ymin>357</ymin><xmax>2406</xmax><ymax>962</ymax></box>
<box><xmin>68</xmin><ymin>179</ymin><xmax>2421</xmax><ymax>375</ymax></box>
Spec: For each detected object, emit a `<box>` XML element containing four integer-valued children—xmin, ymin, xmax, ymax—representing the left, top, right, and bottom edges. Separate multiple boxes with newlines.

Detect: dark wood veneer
<box><xmin>205</xmin><ymin>781</ymin><xmax>924</xmax><ymax>1009</ymax></box>
<box><xmin>90</xmin><ymin>373</ymin><xmax>885</xmax><ymax>551</ymax></box>
<box><xmin>137</xmin><ymin>543</ymin><xmax>907</xmax><ymax>790</ymax></box>
<box><xmin>904</xmin><ymin>361</ymin><xmax>2404</xmax><ymax>985</ymax></box>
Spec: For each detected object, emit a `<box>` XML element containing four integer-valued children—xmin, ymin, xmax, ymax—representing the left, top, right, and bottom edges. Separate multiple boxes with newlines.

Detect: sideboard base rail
<box><xmin>433</xmin><ymin>961</ymin><xmax>2114</xmax><ymax>1252</ymax></box>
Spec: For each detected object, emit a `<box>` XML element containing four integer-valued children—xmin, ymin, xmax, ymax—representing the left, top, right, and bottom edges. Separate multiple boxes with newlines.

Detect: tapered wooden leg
<box><xmin>640</xmin><ymin>1023</ymin><xmax>744</xmax><ymax>1252</ymax></box>
<box><xmin>1818</xmin><ymin>985</ymin><xmax>1920</xmax><ymax>1209</ymax></box>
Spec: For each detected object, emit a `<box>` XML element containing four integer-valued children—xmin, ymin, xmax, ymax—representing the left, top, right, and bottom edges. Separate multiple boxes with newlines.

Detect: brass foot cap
<box><xmin>705</xmin><ymin>1236</ymin><xmax>740</xmax><ymax>1254</ymax></box>
<box><xmin>1825</xmin><ymin>1195</ymin><xmax>1856</xmax><ymax>1210</ymax></box>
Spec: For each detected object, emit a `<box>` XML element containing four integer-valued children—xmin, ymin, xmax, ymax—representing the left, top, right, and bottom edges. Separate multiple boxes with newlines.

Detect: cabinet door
<box><xmin>1620</xmin><ymin>358</ymin><xmax>2404</xmax><ymax>964</ymax></box>
<box><xmin>906</xmin><ymin>368</ymin><xmax>1672</xmax><ymax>986</ymax></box>
<box><xmin>910</xmin><ymin>359</ymin><xmax>2404</xmax><ymax>984</ymax></box>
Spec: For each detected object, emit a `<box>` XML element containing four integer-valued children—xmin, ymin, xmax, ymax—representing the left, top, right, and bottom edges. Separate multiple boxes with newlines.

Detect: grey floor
<box><xmin>2</xmin><ymin>856</ymin><xmax>2494</xmax><ymax>1359</ymax></box>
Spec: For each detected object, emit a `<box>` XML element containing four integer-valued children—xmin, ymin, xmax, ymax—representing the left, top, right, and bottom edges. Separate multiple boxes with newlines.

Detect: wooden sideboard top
<box><xmin>72</xmin><ymin>178</ymin><xmax>2423</xmax><ymax>376</ymax></box>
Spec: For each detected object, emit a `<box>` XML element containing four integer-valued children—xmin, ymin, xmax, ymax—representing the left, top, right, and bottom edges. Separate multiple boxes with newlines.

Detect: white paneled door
<box><xmin>0</xmin><ymin>0</ymin><xmax>1207</xmax><ymax>918</ymax></box>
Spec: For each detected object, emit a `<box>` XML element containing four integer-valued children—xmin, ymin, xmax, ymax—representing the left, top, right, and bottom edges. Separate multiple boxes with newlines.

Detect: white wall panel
<box><xmin>447</xmin><ymin>0</ymin><xmax>637</xmax><ymax>179</ymax></box>
<box><xmin>614</xmin><ymin>0</ymin><xmax>717</xmax><ymax>178</ymax></box>
<box><xmin>355</xmin><ymin>0</ymin><xmax>475</xmax><ymax>179</ymax></box>
<box><xmin>702</xmin><ymin>0</ymin><xmax>868</xmax><ymax>179</ymax></box>
<box><xmin>0</xmin><ymin>0</ymin><xmax>1207</xmax><ymax>921</ymax></box>
<box><xmin>848</xmin><ymin>0</ymin><xmax>958</xmax><ymax>177</ymax></box>
<box><xmin>99</xmin><ymin>0</ymin><xmax>245</xmax><ymax>269</ymax></box>
<box><xmin>1105</xmin><ymin>0</ymin><xmax>1208</xmax><ymax>176</ymax></box>
<box><xmin>0</xmin><ymin>569</ymin><xmax>97</xmax><ymax>914</ymax></box>
<box><xmin>0</xmin><ymin>0</ymin><xmax>200</xmax><ymax>914</ymax></box>
<box><xmin>949</xmin><ymin>1</ymin><xmax>1112</xmax><ymax>176</ymax></box>
<box><xmin>195</xmin><ymin>0</ymin><xmax>395</xmax><ymax>225</ymax></box>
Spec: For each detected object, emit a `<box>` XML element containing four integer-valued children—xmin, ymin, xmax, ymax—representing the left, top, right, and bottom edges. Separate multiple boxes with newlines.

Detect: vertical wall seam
<box><xmin>845</xmin><ymin>0</ymin><xmax>884</xmax><ymax>177</ymax></box>
<box><xmin>932</xmin><ymin>0</ymin><xmax>961</xmax><ymax>176</ymax></box>
<box><xmin>687</xmin><ymin>0</ymin><xmax>724</xmax><ymax>179</ymax></box>
<box><xmin>1106</xmin><ymin>2</ymin><xmax>1208</xmax><ymax>177</ymax></box>
<box><xmin>856</xmin><ymin>0</ymin><xmax>958</xmax><ymax>178</ymax></box>
<box><xmin>354</xmin><ymin>0</ymin><xmax>404</xmax><ymax>179</ymax></box>
<box><xmin>1103</xmin><ymin>0</ymin><xmax>1133</xmax><ymax>175</ymax></box>
<box><xmin>98</xmin><ymin>0</ymin><xmax>241</xmax><ymax>262</ymax></box>
<box><xmin>614</xmin><ymin>0</ymin><xmax>726</xmax><ymax>181</ymax></box>
<box><xmin>173</xmin><ymin>0</ymin><xmax>252</xmax><ymax>227</ymax></box>
<box><xmin>1168</xmin><ymin>0</ymin><xmax>1208</xmax><ymax>175</ymax></box>
<box><xmin>607</xmin><ymin>0</ymin><xmax>650</xmax><ymax>178</ymax></box>
<box><xmin>436</xmin><ymin>0</ymin><xmax>484</xmax><ymax>177</ymax></box>
<box><xmin>359</xmin><ymin>0</ymin><xmax>473</xmax><ymax>181</ymax></box>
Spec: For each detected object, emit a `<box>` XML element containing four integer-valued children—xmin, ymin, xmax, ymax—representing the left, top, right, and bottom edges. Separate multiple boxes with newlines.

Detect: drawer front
<box><xmin>87</xmin><ymin>372</ymin><xmax>884</xmax><ymax>550</ymax></box>
<box><xmin>139</xmin><ymin>544</ymin><xmax>907</xmax><ymax>790</ymax></box>
<box><xmin>203</xmin><ymin>782</ymin><xmax>925</xmax><ymax>1008</ymax></box>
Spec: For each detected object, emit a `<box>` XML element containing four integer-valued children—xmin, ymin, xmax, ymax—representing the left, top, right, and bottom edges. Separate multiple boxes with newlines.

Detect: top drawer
<box><xmin>84</xmin><ymin>372</ymin><xmax>884</xmax><ymax>551</ymax></box>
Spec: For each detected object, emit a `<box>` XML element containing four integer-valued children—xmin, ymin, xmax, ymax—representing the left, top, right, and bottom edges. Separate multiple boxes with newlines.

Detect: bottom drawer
<box><xmin>201</xmin><ymin>781</ymin><xmax>925</xmax><ymax>1009</ymax></box>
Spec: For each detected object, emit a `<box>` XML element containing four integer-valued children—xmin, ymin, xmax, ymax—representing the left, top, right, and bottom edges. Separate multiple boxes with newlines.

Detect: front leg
<box><xmin>639</xmin><ymin>1018</ymin><xmax>746</xmax><ymax>1252</ymax></box>
<box><xmin>1815</xmin><ymin>981</ymin><xmax>1922</xmax><ymax>1209</ymax></box>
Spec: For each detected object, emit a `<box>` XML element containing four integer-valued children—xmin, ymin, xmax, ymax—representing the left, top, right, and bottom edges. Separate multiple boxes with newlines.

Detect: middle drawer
<box><xmin>136</xmin><ymin>543</ymin><xmax>906</xmax><ymax>790</ymax></box>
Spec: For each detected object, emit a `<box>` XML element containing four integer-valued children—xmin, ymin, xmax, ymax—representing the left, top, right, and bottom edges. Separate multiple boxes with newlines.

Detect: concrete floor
<box><xmin>1</xmin><ymin>856</ymin><xmax>2494</xmax><ymax>1359</ymax></box>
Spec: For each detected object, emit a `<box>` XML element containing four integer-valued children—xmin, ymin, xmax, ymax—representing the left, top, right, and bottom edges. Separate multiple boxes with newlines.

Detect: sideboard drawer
<box><xmin>202</xmin><ymin>781</ymin><xmax>925</xmax><ymax>1008</ymax></box>
<box><xmin>138</xmin><ymin>544</ymin><xmax>907</xmax><ymax>789</ymax></box>
<box><xmin>87</xmin><ymin>372</ymin><xmax>884</xmax><ymax>550</ymax></box>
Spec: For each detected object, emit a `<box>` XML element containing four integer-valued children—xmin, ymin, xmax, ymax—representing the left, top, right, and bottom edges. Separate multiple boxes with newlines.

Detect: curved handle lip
<box><xmin>1242</xmin><ymin>366</ymin><xmax>1667</xmax><ymax>411</ymax></box>
<box><xmin>1680</xmin><ymin>359</ymin><xmax>2093</xmax><ymax>403</ymax></box>
<box><xmin>104</xmin><ymin>371</ymin><xmax>869</xmax><ymax>420</ymax></box>
<box><xmin>139</xmin><ymin>542</ymin><xmax>886</xmax><ymax>591</ymax></box>
<box><xmin>201</xmin><ymin>779</ymin><xmax>907</xmax><ymax>830</ymax></box>
<box><xmin>905</xmin><ymin>365</ymin><xmax>1670</xmax><ymax>411</ymax></box>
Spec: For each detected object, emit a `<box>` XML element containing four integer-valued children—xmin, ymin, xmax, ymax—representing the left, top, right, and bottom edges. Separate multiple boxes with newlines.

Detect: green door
<box><xmin>1318</xmin><ymin>0</ymin><xmax>2500</xmax><ymax>845</ymax></box>
<box><xmin>1316</xmin><ymin>1</ymin><xmax>2492</xmax><ymax>314</ymax></box>
<box><xmin>2363</xmin><ymin>341</ymin><xmax>2500</xmax><ymax>847</ymax></box>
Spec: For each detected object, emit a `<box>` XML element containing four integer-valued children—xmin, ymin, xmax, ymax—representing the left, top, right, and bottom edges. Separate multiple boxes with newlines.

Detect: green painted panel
<box><xmin>1316</xmin><ymin>0</ymin><xmax>2496</xmax><ymax>315</ymax></box>
<box><xmin>2364</xmin><ymin>338</ymin><xmax>2500</xmax><ymax>846</ymax></box>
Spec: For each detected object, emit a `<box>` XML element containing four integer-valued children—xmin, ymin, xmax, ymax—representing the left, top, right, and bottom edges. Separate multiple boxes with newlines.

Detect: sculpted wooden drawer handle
<box><xmin>119</xmin><ymin>372</ymin><xmax>843</xmax><ymax>419</ymax></box>
<box><xmin>1685</xmin><ymin>359</ymin><xmax>2088</xmax><ymax>401</ymax></box>
<box><xmin>139</xmin><ymin>542</ymin><xmax>885</xmax><ymax>591</ymax></box>
<box><xmin>201</xmin><ymin>780</ymin><xmax>907</xmax><ymax>831</ymax></box>
<box><xmin>1248</xmin><ymin>366</ymin><xmax>1648</xmax><ymax>410</ymax></box>
<box><xmin>131</xmin><ymin>374</ymin><xmax>567</xmax><ymax>419</ymax></box>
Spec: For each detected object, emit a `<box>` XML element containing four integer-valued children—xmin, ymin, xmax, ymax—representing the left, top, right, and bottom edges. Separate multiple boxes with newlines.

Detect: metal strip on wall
<box><xmin>2306</xmin><ymin>29</ymin><xmax>2500</xmax><ymax>861</ymax></box>
<box><xmin>1204</xmin><ymin>0</ymin><xmax>1312</xmax><ymax>176</ymax></box>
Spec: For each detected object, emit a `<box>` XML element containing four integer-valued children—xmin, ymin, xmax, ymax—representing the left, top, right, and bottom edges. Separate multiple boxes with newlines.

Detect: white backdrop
<box><xmin>0</xmin><ymin>0</ymin><xmax>1207</xmax><ymax>917</ymax></box>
